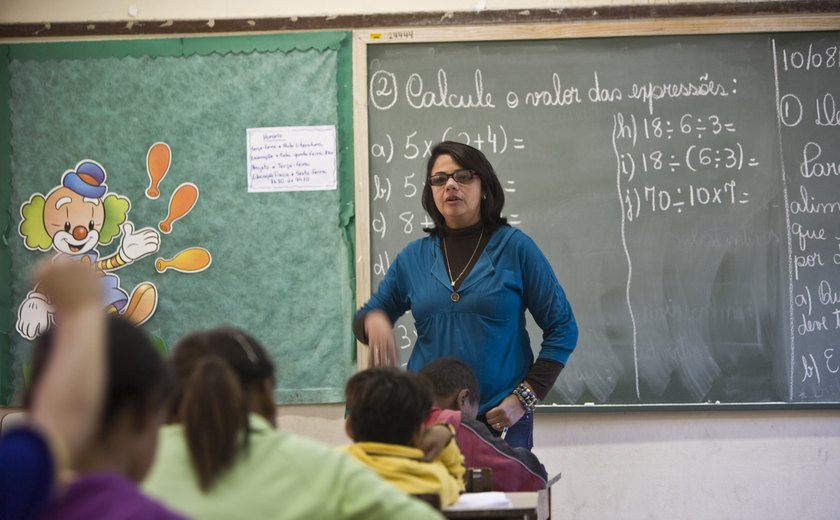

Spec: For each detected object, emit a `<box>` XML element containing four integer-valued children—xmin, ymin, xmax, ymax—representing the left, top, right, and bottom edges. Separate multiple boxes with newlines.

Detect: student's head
<box><xmin>168</xmin><ymin>327</ymin><xmax>275</xmax><ymax>491</ymax></box>
<box><xmin>422</xmin><ymin>141</ymin><xmax>508</xmax><ymax>233</ymax></box>
<box><xmin>344</xmin><ymin>368</ymin><xmax>433</xmax><ymax>447</ymax></box>
<box><xmin>419</xmin><ymin>358</ymin><xmax>480</xmax><ymax>419</ymax></box>
<box><xmin>27</xmin><ymin>315</ymin><xmax>173</xmax><ymax>482</ymax></box>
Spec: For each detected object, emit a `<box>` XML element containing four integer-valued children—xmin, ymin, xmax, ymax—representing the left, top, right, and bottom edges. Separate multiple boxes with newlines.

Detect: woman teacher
<box><xmin>354</xmin><ymin>141</ymin><xmax>578</xmax><ymax>450</ymax></box>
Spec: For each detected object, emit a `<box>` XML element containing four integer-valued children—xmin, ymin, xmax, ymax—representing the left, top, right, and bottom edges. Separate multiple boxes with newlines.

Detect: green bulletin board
<box><xmin>0</xmin><ymin>32</ymin><xmax>355</xmax><ymax>405</ymax></box>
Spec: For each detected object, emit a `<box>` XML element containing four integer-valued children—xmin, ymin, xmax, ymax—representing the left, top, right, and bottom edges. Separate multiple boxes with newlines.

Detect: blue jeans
<box><xmin>479</xmin><ymin>411</ymin><xmax>534</xmax><ymax>450</ymax></box>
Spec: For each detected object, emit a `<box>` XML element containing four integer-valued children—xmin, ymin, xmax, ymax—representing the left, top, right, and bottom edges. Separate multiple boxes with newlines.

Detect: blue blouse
<box><xmin>359</xmin><ymin>226</ymin><xmax>578</xmax><ymax>414</ymax></box>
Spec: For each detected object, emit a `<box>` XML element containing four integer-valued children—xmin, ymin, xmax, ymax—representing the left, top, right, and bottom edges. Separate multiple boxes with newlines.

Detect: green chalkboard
<box><xmin>365</xmin><ymin>31</ymin><xmax>840</xmax><ymax>408</ymax></box>
<box><xmin>0</xmin><ymin>33</ymin><xmax>355</xmax><ymax>405</ymax></box>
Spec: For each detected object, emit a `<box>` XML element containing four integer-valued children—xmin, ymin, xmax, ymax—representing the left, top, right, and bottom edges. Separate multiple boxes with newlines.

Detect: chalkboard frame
<box><xmin>352</xmin><ymin>14</ymin><xmax>840</xmax><ymax>411</ymax></box>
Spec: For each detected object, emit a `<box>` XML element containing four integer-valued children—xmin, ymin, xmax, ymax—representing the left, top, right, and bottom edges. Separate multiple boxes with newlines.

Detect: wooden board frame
<box><xmin>2</xmin><ymin>2</ymin><xmax>839</xmax><ymax>40</ymax></box>
<box><xmin>352</xmin><ymin>14</ymin><xmax>840</xmax><ymax>371</ymax></box>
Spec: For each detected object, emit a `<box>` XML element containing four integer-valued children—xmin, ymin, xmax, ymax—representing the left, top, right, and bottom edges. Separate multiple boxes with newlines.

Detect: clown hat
<box><xmin>62</xmin><ymin>160</ymin><xmax>108</xmax><ymax>199</ymax></box>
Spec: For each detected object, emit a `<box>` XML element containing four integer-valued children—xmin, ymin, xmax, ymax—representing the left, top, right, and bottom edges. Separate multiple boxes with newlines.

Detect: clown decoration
<box><xmin>17</xmin><ymin>160</ymin><xmax>160</xmax><ymax>339</ymax></box>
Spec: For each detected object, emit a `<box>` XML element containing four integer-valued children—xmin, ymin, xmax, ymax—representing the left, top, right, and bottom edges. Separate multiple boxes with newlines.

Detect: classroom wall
<box><xmin>278</xmin><ymin>406</ymin><xmax>840</xmax><ymax>520</ymax></box>
<box><xmin>535</xmin><ymin>410</ymin><xmax>840</xmax><ymax>519</ymax></box>
<box><xmin>3</xmin><ymin>1</ymin><xmax>839</xmax><ymax>519</ymax></box>
<box><xmin>1</xmin><ymin>0</ymin><xmax>762</xmax><ymax>24</ymax></box>
<box><xmin>280</xmin><ymin>406</ymin><xmax>840</xmax><ymax>520</ymax></box>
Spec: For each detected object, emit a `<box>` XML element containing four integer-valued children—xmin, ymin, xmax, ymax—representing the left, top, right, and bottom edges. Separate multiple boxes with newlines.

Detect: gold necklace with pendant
<box><xmin>442</xmin><ymin>227</ymin><xmax>484</xmax><ymax>303</ymax></box>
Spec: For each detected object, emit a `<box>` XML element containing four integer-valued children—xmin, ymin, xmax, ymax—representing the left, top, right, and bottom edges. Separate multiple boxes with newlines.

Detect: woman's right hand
<box><xmin>365</xmin><ymin>310</ymin><xmax>397</xmax><ymax>367</ymax></box>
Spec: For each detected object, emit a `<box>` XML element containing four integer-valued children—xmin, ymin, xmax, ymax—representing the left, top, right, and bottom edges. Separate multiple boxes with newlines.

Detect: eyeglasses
<box><xmin>428</xmin><ymin>169</ymin><xmax>476</xmax><ymax>187</ymax></box>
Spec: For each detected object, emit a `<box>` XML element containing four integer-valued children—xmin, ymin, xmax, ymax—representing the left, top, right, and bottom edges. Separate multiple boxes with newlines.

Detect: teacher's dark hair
<box><xmin>422</xmin><ymin>141</ymin><xmax>508</xmax><ymax>235</ymax></box>
<box><xmin>169</xmin><ymin>327</ymin><xmax>275</xmax><ymax>491</ymax></box>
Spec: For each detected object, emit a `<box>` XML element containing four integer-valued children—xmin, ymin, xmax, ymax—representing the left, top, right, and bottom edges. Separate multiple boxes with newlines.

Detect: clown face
<box><xmin>43</xmin><ymin>187</ymin><xmax>105</xmax><ymax>255</ymax></box>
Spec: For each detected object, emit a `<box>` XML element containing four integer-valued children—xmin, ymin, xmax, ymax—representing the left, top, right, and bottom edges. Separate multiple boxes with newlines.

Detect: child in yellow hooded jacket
<box><xmin>343</xmin><ymin>368</ymin><xmax>465</xmax><ymax>506</ymax></box>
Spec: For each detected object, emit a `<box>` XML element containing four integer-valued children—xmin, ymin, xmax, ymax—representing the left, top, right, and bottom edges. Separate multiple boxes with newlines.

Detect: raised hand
<box><xmin>16</xmin><ymin>260</ymin><xmax>104</xmax><ymax>339</ymax></box>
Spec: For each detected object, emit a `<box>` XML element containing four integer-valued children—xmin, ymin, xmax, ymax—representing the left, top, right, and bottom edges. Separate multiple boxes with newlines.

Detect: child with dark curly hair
<box><xmin>343</xmin><ymin>368</ymin><xmax>465</xmax><ymax>507</ymax></box>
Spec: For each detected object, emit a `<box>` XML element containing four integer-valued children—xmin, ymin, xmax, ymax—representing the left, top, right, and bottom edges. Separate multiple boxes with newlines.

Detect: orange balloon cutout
<box><xmin>155</xmin><ymin>247</ymin><xmax>212</xmax><ymax>274</ymax></box>
<box><xmin>159</xmin><ymin>183</ymin><xmax>199</xmax><ymax>234</ymax></box>
<box><xmin>145</xmin><ymin>142</ymin><xmax>171</xmax><ymax>200</ymax></box>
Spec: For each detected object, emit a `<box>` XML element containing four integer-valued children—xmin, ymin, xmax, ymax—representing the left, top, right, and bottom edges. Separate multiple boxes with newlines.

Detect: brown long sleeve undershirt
<box><xmin>524</xmin><ymin>358</ymin><xmax>564</xmax><ymax>400</ymax></box>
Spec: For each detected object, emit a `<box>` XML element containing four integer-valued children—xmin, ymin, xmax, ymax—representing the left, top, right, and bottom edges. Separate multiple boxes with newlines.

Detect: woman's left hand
<box><xmin>485</xmin><ymin>394</ymin><xmax>525</xmax><ymax>432</ymax></box>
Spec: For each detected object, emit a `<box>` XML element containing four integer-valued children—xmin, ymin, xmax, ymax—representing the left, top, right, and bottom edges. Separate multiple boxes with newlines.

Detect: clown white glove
<box><xmin>17</xmin><ymin>291</ymin><xmax>53</xmax><ymax>340</ymax></box>
<box><xmin>118</xmin><ymin>222</ymin><xmax>160</xmax><ymax>262</ymax></box>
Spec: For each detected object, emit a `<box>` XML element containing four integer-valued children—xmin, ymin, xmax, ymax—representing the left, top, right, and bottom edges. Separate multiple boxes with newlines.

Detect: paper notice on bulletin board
<box><xmin>246</xmin><ymin>125</ymin><xmax>337</xmax><ymax>192</ymax></box>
